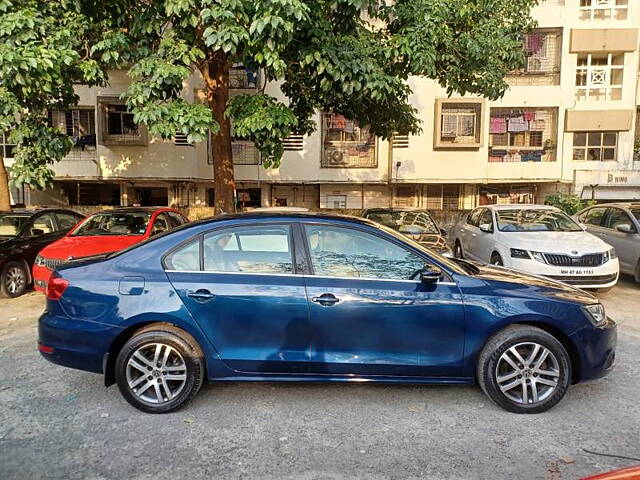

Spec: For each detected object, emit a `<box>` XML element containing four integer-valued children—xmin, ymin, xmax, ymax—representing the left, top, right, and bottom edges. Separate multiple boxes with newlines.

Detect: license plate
<box><xmin>559</xmin><ymin>269</ymin><xmax>594</xmax><ymax>275</ymax></box>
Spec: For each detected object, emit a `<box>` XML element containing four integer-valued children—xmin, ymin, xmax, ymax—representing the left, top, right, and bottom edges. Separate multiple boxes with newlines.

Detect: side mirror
<box><xmin>419</xmin><ymin>265</ymin><xmax>442</xmax><ymax>285</ymax></box>
<box><xmin>439</xmin><ymin>227</ymin><xmax>447</xmax><ymax>237</ymax></box>
<box><xmin>30</xmin><ymin>228</ymin><xmax>45</xmax><ymax>237</ymax></box>
<box><xmin>479</xmin><ymin>223</ymin><xmax>493</xmax><ymax>234</ymax></box>
<box><xmin>616</xmin><ymin>223</ymin><xmax>634</xmax><ymax>234</ymax></box>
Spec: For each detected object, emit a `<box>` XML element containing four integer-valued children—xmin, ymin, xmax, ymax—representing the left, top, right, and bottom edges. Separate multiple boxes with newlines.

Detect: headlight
<box><xmin>510</xmin><ymin>248</ymin><xmax>530</xmax><ymax>259</ymax></box>
<box><xmin>530</xmin><ymin>251</ymin><xmax>546</xmax><ymax>264</ymax></box>
<box><xmin>583</xmin><ymin>303</ymin><xmax>606</xmax><ymax>326</ymax></box>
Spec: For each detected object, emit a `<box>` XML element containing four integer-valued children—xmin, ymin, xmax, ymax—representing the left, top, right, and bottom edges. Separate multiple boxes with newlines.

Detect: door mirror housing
<box><xmin>479</xmin><ymin>223</ymin><xmax>493</xmax><ymax>234</ymax></box>
<box><xmin>30</xmin><ymin>228</ymin><xmax>45</xmax><ymax>237</ymax></box>
<box><xmin>419</xmin><ymin>265</ymin><xmax>442</xmax><ymax>284</ymax></box>
<box><xmin>439</xmin><ymin>227</ymin><xmax>447</xmax><ymax>237</ymax></box>
<box><xmin>615</xmin><ymin>223</ymin><xmax>635</xmax><ymax>234</ymax></box>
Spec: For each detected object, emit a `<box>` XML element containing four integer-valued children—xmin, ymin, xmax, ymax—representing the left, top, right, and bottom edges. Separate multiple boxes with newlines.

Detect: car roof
<box><xmin>587</xmin><ymin>202</ymin><xmax>640</xmax><ymax>209</ymax></box>
<box><xmin>0</xmin><ymin>207</ymin><xmax>77</xmax><ymax>215</ymax></box>
<box><xmin>483</xmin><ymin>204</ymin><xmax>559</xmax><ymax>211</ymax></box>
<box><xmin>88</xmin><ymin>207</ymin><xmax>172</xmax><ymax>215</ymax></box>
<box><xmin>363</xmin><ymin>208</ymin><xmax>433</xmax><ymax>213</ymax></box>
<box><xmin>191</xmin><ymin>210</ymin><xmax>380</xmax><ymax>228</ymax></box>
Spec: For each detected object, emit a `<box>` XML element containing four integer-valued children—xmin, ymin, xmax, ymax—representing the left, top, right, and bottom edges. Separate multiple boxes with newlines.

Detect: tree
<box><xmin>0</xmin><ymin>0</ymin><xmax>110</xmax><ymax>210</ymax></box>
<box><xmin>544</xmin><ymin>192</ymin><xmax>594</xmax><ymax>216</ymax></box>
<box><xmin>1</xmin><ymin>0</ymin><xmax>537</xmax><ymax>212</ymax></box>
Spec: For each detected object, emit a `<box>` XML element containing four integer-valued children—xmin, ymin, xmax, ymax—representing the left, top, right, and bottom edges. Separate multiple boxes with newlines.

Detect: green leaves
<box><xmin>226</xmin><ymin>94</ymin><xmax>298</xmax><ymax>168</ymax></box>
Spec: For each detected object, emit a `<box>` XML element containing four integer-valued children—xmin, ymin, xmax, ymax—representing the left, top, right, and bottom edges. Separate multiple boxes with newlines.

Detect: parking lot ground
<box><xmin>1</xmin><ymin>279</ymin><xmax>639</xmax><ymax>480</ymax></box>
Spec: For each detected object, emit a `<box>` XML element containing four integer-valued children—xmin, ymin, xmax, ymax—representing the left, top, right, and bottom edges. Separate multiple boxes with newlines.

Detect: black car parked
<box><xmin>0</xmin><ymin>208</ymin><xmax>84</xmax><ymax>297</ymax></box>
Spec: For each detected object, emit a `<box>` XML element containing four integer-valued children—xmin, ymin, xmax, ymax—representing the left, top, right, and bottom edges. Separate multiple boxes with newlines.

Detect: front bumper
<box><xmin>38</xmin><ymin>310</ymin><xmax>123</xmax><ymax>374</ymax></box>
<box><xmin>570</xmin><ymin>317</ymin><xmax>617</xmax><ymax>383</ymax></box>
<box><xmin>508</xmin><ymin>257</ymin><xmax>619</xmax><ymax>289</ymax></box>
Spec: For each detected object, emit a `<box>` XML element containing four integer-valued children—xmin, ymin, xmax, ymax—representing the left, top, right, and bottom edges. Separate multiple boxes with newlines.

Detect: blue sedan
<box><xmin>38</xmin><ymin>212</ymin><xmax>616</xmax><ymax>413</ymax></box>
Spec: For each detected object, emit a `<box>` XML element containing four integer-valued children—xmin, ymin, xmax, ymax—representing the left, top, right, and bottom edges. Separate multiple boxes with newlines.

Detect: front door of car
<box><xmin>602</xmin><ymin>208</ymin><xmax>639</xmax><ymax>273</ymax></box>
<box><xmin>165</xmin><ymin>223</ymin><xmax>310</xmax><ymax>373</ymax></box>
<box><xmin>459</xmin><ymin>208</ymin><xmax>482</xmax><ymax>261</ymax></box>
<box><xmin>300</xmin><ymin>222</ymin><xmax>466</xmax><ymax>377</ymax></box>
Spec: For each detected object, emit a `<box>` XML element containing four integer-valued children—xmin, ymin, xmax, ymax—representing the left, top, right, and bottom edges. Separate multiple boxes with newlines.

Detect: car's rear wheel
<box><xmin>635</xmin><ymin>259</ymin><xmax>640</xmax><ymax>283</ymax></box>
<box><xmin>454</xmin><ymin>241</ymin><xmax>464</xmax><ymax>259</ymax></box>
<box><xmin>0</xmin><ymin>261</ymin><xmax>28</xmax><ymax>298</ymax></box>
<box><xmin>477</xmin><ymin>325</ymin><xmax>571</xmax><ymax>414</ymax></box>
<box><xmin>115</xmin><ymin>324</ymin><xmax>205</xmax><ymax>413</ymax></box>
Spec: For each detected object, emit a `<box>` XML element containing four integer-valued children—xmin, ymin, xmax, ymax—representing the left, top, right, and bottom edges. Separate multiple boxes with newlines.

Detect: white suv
<box><xmin>449</xmin><ymin>204</ymin><xmax>619</xmax><ymax>289</ymax></box>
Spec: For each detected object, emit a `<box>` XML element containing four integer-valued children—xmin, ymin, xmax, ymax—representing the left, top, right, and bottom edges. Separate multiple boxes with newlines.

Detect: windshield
<box><xmin>366</xmin><ymin>211</ymin><xmax>440</xmax><ymax>235</ymax></box>
<box><xmin>72</xmin><ymin>212</ymin><xmax>151</xmax><ymax>236</ymax></box>
<box><xmin>496</xmin><ymin>209</ymin><xmax>582</xmax><ymax>232</ymax></box>
<box><xmin>0</xmin><ymin>213</ymin><xmax>30</xmax><ymax>237</ymax></box>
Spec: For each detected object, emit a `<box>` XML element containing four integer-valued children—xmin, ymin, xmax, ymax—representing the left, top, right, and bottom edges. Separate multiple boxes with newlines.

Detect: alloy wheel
<box><xmin>495</xmin><ymin>342</ymin><xmax>560</xmax><ymax>405</ymax></box>
<box><xmin>126</xmin><ymin>343</ymin><xmax>187</xmax><ymax>405</ymax></box>
<box><xmin>5</xmin><ymin>265</ymin><xmax>25</xmax><ymax>295</ymax></box>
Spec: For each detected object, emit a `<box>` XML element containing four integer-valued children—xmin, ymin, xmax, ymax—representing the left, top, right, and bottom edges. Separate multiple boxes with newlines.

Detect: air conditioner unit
<box><xmin>527</xmin><ymin>58</ymin><xmax>544</xmax><ymax>73</ymax></box>
<box><xmin>326</xmin><ymin>150</ymin><xmax>345</xmax><ymax>166</ymax></box>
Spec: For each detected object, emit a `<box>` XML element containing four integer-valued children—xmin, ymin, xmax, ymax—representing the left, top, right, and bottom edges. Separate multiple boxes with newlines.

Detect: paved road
<box><xmin>1</xmin><ymin>279</ymin><xmax>639</xmax><ymax>480</ymax></box>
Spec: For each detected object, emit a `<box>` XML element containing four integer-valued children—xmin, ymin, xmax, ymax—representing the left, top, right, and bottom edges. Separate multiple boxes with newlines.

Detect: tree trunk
<box><xmin>0</xmin><ymin>156</ymin><xmax>11</xmax><ymax>210</ymax></box>
<box><xmin>200</xmin><ymin>53</ymin><xmax>236</xmax><ymax>214</ymax></box>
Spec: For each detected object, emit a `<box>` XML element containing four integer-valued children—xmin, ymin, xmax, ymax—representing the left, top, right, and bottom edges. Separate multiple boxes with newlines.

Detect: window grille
<box><xmin>575</xmin><ymin>53</ymin><xmax>624</xmax><ymax>102</ymax></box>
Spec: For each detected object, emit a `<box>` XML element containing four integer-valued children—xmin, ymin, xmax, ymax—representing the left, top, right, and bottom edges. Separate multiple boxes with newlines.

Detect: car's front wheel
<box><xmin>0</xmin><ymin>261</ymin><xmax>29</xmax><ymax>298</ymax></box>
<box><xmin>115</xmin><ymin>324</ymin><xmax>205</xmax><ymax>413</ymax></box>
<box><xmin>477</xmin><ymin>325</ymin><xmax>571</xmax><ymax>414</ymax></box>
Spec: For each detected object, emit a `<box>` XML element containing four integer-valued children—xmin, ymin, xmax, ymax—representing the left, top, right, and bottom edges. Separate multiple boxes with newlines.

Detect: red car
<box><xmin>33</xmin><ymin>207</ymin><xmax>189</xmax><ymax>291</ymax></box>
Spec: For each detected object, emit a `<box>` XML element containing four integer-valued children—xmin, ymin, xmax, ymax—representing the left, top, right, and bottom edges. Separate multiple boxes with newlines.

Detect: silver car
<box><xmin>575</xmin><ymin>203</ymin><xmax>640</xmax><ymax>283</ymax></box>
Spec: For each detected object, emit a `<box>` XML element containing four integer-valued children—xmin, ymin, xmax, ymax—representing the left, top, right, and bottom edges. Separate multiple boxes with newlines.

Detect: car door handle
<box><xmin>187</xmin><ymin>289</ymin><xmax>216</xmax><ymax>303</ymax></box>
<box><xmin>311</xmin><ymin>293</ymin><xmax>340</xmax><ymax>306</ymax></box>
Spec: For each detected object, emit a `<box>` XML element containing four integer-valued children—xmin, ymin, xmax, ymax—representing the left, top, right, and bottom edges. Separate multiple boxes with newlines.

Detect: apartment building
<box><xmin>4</xmin><ymin>0</ymin><xmax>640</xmax><ymax>210</ymax></box>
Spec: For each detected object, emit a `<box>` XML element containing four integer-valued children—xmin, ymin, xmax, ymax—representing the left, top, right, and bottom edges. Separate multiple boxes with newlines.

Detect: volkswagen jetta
<box><xmin>38</xmin><ymin>212</ymin><xmax>616</xmax><ymax>414</ymax></box>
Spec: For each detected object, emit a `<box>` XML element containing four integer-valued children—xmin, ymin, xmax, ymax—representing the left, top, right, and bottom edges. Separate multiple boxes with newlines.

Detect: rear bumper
<box><xmin>38</xmin><ymin>310</ymin><xmax>122</xmax><ymax>374</ymax></box>
<box><xmin>570</xmin><ymin>317</ymin><xmax>617</xmax><ymax>383</ymax></box>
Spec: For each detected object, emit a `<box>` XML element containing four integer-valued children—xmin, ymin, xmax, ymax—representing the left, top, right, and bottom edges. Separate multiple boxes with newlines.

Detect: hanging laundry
<box><xmin>489</xmin><ymin>156</ymin><xmax>503</xmax><ymax>163</ymax></box>
<box><xmin>530</xmin><ymin>119</ymin><xmax>546</xmax><ymax>131</ymax></box>
<box><xmin>344</xmin><ymin>120</ymin><xmax>354</xmax><ymax>134</ymax></box>
<box><xmin>490</xmin><ymin>117</ymin><xmax>507</xmax><ymax>134</ymax></box>
<box><xmin>508</xmin><ymin>116</ymin><xmax>528</xmax><ymax>132</ymax></box>
<box><xmin>526</xmin><ymin>33</ymin><xmax>545</xmax><ymax>54</ymax></box>
<box><xmin>331</xmin><ymin>114</ymin><xmax>346</xmax><ymax>129</ymax></box>
<box><xmin>523</xmin><ymin>111</ymin><xmax>535</xmax><ymax>122</ymax></box>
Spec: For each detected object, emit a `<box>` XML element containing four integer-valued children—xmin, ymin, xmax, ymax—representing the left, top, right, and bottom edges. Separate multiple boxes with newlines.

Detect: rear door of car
<box><xmin>21</xmin><ymin>212</ymin><xmax>64</xmax><ymax>265</ymax></box>
<box><xmin>164</xmin><ymin>221</ymin><xmax>311</xmax><ymax>374</ymax></box>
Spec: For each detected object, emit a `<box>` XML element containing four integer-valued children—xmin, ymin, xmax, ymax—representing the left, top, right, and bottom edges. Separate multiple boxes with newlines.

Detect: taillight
<box><xmin>46</xmin><ymin>276</ymin><xmax>69</xmax><ymax>300</ymax></box>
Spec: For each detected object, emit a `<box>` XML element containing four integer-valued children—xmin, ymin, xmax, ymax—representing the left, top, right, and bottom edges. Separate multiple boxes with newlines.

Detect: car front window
<box><xmin>367</xmin><ymin>211</ymin><xmax>439</xmax><ymax>235</ymax></box>
<box><xmin>496</xmin><ymin>209</ymin><xmax>583</xmax><ymax>232</ymax></box>
<box><xmin>72</xmin><ymin>212</ymin><xmax>151</xmax><ymax>236</ymax></box>
<box><xmin>304</xmin><ymin>225</ymin><xmax>425</xmax><ymax>280</ymax></box>
<box><xmin>0</xmin><ymin>214</ymin><xmax>30</xmax><ymax>237</ymax></box>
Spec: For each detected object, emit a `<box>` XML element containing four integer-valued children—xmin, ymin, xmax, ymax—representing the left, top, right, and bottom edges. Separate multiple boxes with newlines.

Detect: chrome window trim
<box><xmin>164</xmin><ymin>269</ymin><xmax>457</xmax><ymax>285</ymax></box>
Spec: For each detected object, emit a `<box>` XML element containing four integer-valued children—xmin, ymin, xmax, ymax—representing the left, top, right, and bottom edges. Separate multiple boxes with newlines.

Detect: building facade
<box><xmin>3</xmin><ymin>0</ymin><xmax>640</xmax><ymax>210</ymax></box>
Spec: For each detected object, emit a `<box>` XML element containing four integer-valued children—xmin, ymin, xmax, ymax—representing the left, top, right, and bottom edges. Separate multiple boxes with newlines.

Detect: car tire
<box><xmin>635</xmin><ymin>260</ymin><xmax>640</xmax><ymax>283</ymax></box>
<box><xmin>115</xmin><ymin>324</ymin><xmax>205</xmax><ymax>413</ymax></box>
<box><xmin>490</xmin><ymin>252</ymin><xmax>504</xmax><ymax>266</ymax></box>
<box><xmin>454</xmin><ymin>241</ymin><xmax>464</xmax><ymax>259</ymax></box>
<box><xmin>477</xmin><ymin>325</ymin><xmax>571</xmax><ymax>414</ymax></box>
<box><xmin>0</xmin><ymin>261</ymin><xmax>29</xmax><ymax>298</ymax></box>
